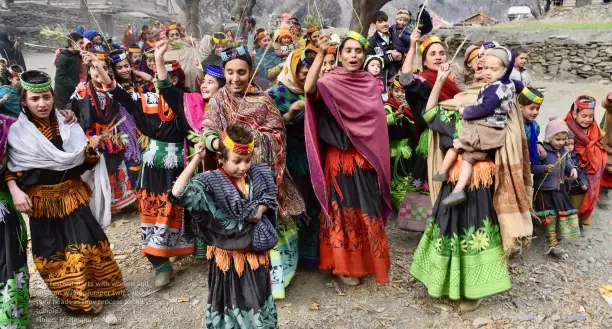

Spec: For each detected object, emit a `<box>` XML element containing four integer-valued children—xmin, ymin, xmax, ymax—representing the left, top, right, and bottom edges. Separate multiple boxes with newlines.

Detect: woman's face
<box><xmin>224</xmin><ymin>59</ymin><xmax>251</xmax><ymax>95</ymax></box>
<box><xmin>339</xmin><ymin>39</ymin><xmax>365</xmax><ymax>72</ymax></box>
<box><xmin>424</xmin><ymin>43</ymin><xmax>447</xmax><ymax>71</ymax></box>
<box><xmin>89</xmin><ymin>61</ymin><xmax>109</xmax><ymax>85</ymax></box>
<box><xmin>146</xmin><ymin>56</ymin><xmax>155</xmax><ymax>71</ymax></box>
<box><xmin>200</xmin><ymin>74</ymin><xmax>221</xmax><ymax>100</ymax></box>
<box><xmin>476</xmin><ymin>48</ymin><xmax>493</xmax><ymax>79</ymax></box>
<box><xmin>320</xmin><ymin>53</ymin><xmax>336</xmax><ymax>76</ymax></box>
<box><xmin>22</xmin><ymin>90</ymin><xmax>54</xmax><ymax>119</ymax></box>
<box><xmin>115</xmin><ymin>59</ymin><xmax>132</xmax><ymax>80</ymax></box>
<box><xmin>573</xmin><ymin>108</ymin><xmax>595</xmax><ymax>128</ymax></box>
<box><xmin>258</xmin><ymin>35</ymin><xmax>271</xmax><ymax>49</ymax></box>
<box><xmin>168</xmin><ymin>29</ymin><xmax>181</xmax><ymax>41</ymax></box>
<box><xmin>467</xmin><ymin>56</ymin><xmax>479</xmax><ymax>72</ymax></box>
<box><xmin>296</xmin><ymin>64</ymin><xmax>309</xmax><ymax>86</ymax></box>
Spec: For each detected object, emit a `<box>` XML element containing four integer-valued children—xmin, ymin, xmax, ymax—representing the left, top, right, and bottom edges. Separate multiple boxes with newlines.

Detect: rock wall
<box><xmin>439</xmin><ymin>29</ymin><xmax>612</xmax><ymax>81</ymax></box>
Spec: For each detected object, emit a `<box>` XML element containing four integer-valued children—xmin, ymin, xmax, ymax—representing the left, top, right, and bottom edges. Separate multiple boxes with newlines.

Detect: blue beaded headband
<box><xmin>110</xmin><ymin>52</ymin><xmax>127</xmax><ymax>64</ymax></box>
<box><xmin>206</xmin><ymin>65</ymin><xmax>224</xmax><ymax>80</ymax></box>
<box><xmin>220</xmin><ymin>45</ymin><xmax>249</xmax><ymax>63</ymax></box>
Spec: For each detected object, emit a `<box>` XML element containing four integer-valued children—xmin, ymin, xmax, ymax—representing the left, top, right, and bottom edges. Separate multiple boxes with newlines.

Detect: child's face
<box><xmin>483</xmin><ymin>55</ymin><xmax>505</xmax><ymax>83</ymax></box>
<box><xmin>220</xmin><ymin>151</ymin><xmax>253</xmax><ymax>179</ymax></box>
<box><xmin>280</xmin><ymin>36</ymin><xmax>292</xmax><ymax>45</ymax></box>
<box><xmin>200</xmin><ymin>74</ymin><xmax>221</xmax><ymax>100</ymax></box>
<box><xmin>367</xmin><ymin>60</ymin><xmax>381</xmax><ymax>77</ymax></box>
<box><xmin>573</xmin><ymin>108</ymin><xmax>594</xmax><ymax>129</ymax></box>
<box><xmin>515</xmin><ymin>53</ymin><xmax>528</xmax><ymax>69</ymax></box>
<box><xmin>550</xmin><ymin>132</ymin><xmax>568</xmax><ymax>150</ymax></box>
<box><xmin>396</xmin><ymin>17</ymin><xmax>409</xmax><ymax>29</ymax></box>
<box><xmin>9</xmin><ymin>75</ymin><xmax>21</xmax><ymax>89</ymax></box>
<box><xmin>391</xmin><ymin>86</ymin><xmax>405</xmax><ymax>103</ymax></box>
<box><xmin>520</xmin><ymin>103</ymin><xmax>540</xmax><ymax>122</ymax></box>
<box><xmin>566</xmin><ymin>139</ymin><xmax>575</xmax><ymax>153</ymax></box>
<box><xmin>146</xmin><ymin>56</ymin><xmax>155</xmax><ymax>71</ymax></box>
<box><xmin>130</xmin><ymin>53</ymin><xmax>141</xmax><ymax>65</ymax></box>
<box><xmin>320</xmin><ymin>53</ymin><xmax>336</xmax><ymax>76</ymax></box>
<box><xmin>89</xmin><ymin>62</ymin><xmax>108</xmax><ymax>85</ymax></box>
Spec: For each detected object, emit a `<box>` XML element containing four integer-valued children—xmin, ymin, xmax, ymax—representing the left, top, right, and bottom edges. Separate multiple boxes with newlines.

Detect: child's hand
<box><xmin>318</xmin><ymin>34</ymin><xmax>329</xmax><ymax>52</ymax></box>
<box><xmin>570</xmin><ymin>168</ymin><xmax>578</xmax><ymax>180</ymax></box>
<box><xmin>537</xmin><ymin>144</ymin><xmax>547</xmax><ymax>160</ymax></box>
<box><xmin>458</xmin><ymin>106</ymin><xmax>464</xmax><ymax>116</ymax></box>
<box><xmin>248</xmin><ymin>204</ymin><xmax>268</xmax><ymax>223</ymax></box>
<box><xmin>193</xmin><ymin>141</ymin><xmax>205</xmax><ymax>159</ymax></box>
<box><xmin>581</xmin><ymin>185</ymin><xmax>589</xmax><ymax>191</ymax></box>
<box><xmin>544</xmin><ymin>164</ymin><xmax>555</xmax><ymax>173</ymax></box>
<box><xmin>88</xmin><ymin>135</ymin><xmax>102</xmax><ymax>150</ymax></box>
<box><xmin>391</xmin><ymin>50</ymin><xmax>402</xmax><ymax>61</ymax></box>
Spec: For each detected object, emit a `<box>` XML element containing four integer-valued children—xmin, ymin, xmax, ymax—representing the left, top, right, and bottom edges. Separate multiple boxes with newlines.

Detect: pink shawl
<box><xmin>183</xmin><ymin>92</ymin><xmax>206</xmax><ymax>131</ymax></box>
<box><xmin>304</xmin><ymin>67</ymin><xmax>392</xmax><ymax>222</ymax></box>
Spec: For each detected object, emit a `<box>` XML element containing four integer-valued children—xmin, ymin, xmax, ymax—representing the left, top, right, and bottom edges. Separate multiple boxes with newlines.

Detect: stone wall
<box><xmin>438</xmin><ymin>29</ymin><xmax>612</xmax><ymax>81</ymax></box>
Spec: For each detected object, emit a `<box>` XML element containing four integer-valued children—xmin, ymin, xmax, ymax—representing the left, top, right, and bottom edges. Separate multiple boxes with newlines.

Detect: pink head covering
<box><xmin>545</xmin><ymin>116</ymin><xmax>569</xmax><ymax>141</ymax></box>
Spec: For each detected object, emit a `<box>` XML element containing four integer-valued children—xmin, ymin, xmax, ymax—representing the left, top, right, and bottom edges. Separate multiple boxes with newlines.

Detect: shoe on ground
<box><xmin>154</xmin><ymin>269</ymin><xmax>176</xmax><ymax>287</ymax></box>
<box><xmin>337</xmin><ymin>275</ymin><xmax>360</xmax><ymax>286</ymax></box>
<box><xmin>432</xmin><ymin>172</ymin><xmax>449</xmax><ymax>182</ymax></box>
<box><xmin>442</xmin><ymin>191</ymin><xmax>466</xmax><ymax>207</ymax></box>
<box><xmin>459</xmin><ymin>298</ymin><xmax>482</xmax><ymax>313</ymax></box>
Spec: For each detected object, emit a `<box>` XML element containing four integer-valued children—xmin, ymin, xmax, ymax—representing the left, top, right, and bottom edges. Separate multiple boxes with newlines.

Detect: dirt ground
<box><xmin>22</xmin><ymin>53</ymin><xmax>612</xmax><ymax>329</ymax></box>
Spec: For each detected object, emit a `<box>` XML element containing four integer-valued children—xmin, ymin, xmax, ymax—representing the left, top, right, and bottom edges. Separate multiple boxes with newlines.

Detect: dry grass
<box><xmin>481</xmin><ymin>19</ymin><xmax>612</xmax><ymax>31</ymax></box>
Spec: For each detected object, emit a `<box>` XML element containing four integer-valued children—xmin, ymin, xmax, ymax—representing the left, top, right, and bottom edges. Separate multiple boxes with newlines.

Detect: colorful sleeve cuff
<box><xmin>205</xmin><ymin>135</ymin><xmax>218</xmax><ymax>152</ymax></box>
<box><xmin>102</xmin><ymin>80</ymin><xmax>117</xmax><ymax>91</ymax></box>
<box><xmin>156</xmin><ymin>77</ymin><xmax>173</xmax><ymax>90</ymax></box>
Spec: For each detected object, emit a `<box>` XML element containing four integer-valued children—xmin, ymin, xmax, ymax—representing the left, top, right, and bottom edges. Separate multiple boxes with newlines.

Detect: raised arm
<box><xmin>399</xmin><ymin>29</ymin><xmax>421</xmax><ymax>85</ymax></box>
<box><xmin>172</xmin><ymin>143</ymin><xmax>205</xmax><ymax>198</ymax></box>
<box><xmin>154</xmin><ymin>39</ymin><xmax>169</xmax><ymax>81</ymax></box>
<box><xmin>426</xmin><ymin>62</ymin><xmax>451</xmax><ymax>111</ymax></box>
<box><xmin>304</xmin><ymin>34</ymin><xmax>329</xmax><ymax>96</ymax></box>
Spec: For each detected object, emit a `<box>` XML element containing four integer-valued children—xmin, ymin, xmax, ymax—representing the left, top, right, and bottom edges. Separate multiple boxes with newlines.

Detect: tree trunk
<box><xmin>186</xmin><ymin>0</ymin><xmax>200</xmax><ymax>38</ymax></box>
<box><xmin>81</xmin><ymin>0</ymin><xmax>92</xmax><ymax>29</ymax></box>
<box><xmin>544</xmin><ymin>0</ymin><xmax>552</xmax><ymax>13</ymax></box>
<box><xmin>531</xmin><ymin>0</ymin><xmax>543</xmax><ymax>18</ymax></box>
<box><xmin>230</xmin><ymin>0</ymin><xmax>256</xmax><ymax>19</ymax></box>
<box><xmin>349</xmin><ymin>0</ymin><xmax>391</xmax><ymax>36</ymax></box>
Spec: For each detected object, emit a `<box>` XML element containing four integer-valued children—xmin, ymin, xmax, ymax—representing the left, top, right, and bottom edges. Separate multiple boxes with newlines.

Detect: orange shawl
<box><xmin>565</xmin><ymin>111</ymin><xmax>606</xmax><ymax>221</ymax></box>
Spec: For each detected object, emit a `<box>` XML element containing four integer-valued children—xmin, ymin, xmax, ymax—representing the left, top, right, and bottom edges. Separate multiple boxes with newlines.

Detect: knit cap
<box><xmin>545</xmin><ymin>116</ymin><xmax>569</xmax><ymax>141</ymax></box>
<box><xmin>364</xmin><ymin>55</ymin><xmax>384</xmax><ymax>69</ymax></box>
<box><xmin>488</xmin><ymin>47</ymin><xmax>510</xmax><ymax>68</ymax></box>
<box><xmin>396</xmin><ymin>9</ymin><xmax>411</xmax><ymax>21</ymax></box>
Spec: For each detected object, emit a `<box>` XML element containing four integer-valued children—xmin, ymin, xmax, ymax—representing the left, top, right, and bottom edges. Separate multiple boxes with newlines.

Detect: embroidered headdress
<box><xmin>220</xmin><ymin>45</ymin><xmax>251</xmax><ymax>66</ymax></box>
<box><xmin>221</xmin><ymin>130</ymin><xmax>254</xmax><ymax>155</ymax></box>
<box><xmin>419</xmin><ymin>36</ymin><xmax>442</xmax><ymax>54</ymax></box>
<box><xmin>345</xmin><ymin>31</ymin><xmax>369</xmax><ymax>49</ymax></box>
<box><xmin>573</xmin><ymin>95</ymin><xmax>596</xmax><ymax>112</ymax></box>
<box><xmin>110</xmin><ymin>51</ymin><xmax>127</xmax><ymax>64</ymax></box>
<box><xmin>521</xmin><ymin>87</ymin><xmax>543</xmax><ymax>105</ymax></box>
<box><xmin>206</xmin><ymin>65</ymin><xmax>224</xmax><ymax>80</ymax></box>
<box><xmin>20</xmin><ymin>70</ymin><xmax>53</xmax><ymax>93</ymax></box>
<box><xmin>212</xmin><ymin>32</ymin><xmax>229</xmax><ymax>45</ymax></box>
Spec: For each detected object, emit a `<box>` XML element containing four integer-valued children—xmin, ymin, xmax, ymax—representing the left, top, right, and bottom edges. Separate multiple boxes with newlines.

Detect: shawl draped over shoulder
<box><xmin>202</xmin><ymin>86</ymin><xmax>305</xmax><ymax>218</ymax></box>
<box><xmin>7</xmin><ymin>110</ymin><xmax>111</xmax><ymax>227</ymax></box>
<box><xmin>565</xmin><ymin>110</ymin><xmax>606</xmax><ymax>221</ymax></box>
<box><xmin>304</xmin><ymin>67</ymin><xmax>392</xmax><ymax>222</ymax></box>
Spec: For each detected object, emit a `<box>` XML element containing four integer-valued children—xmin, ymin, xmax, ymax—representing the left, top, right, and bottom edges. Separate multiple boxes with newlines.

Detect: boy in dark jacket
<box><xmin>54</xmin><ymin>33</ymin><xmax>86</xmax><ymax>110</ymax></box>
<box><xmin>367</xmin><ymin>10</ymin><xmax>403</xmax><ymax>92</ymax></box>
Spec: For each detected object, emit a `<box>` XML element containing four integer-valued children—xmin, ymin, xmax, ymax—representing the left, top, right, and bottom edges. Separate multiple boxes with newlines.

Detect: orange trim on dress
<box><xmin>206</xmin><ymin>246</ymin><xmax>269</xmax><ymax>277</ymax></box>
<box><xmin>325</xmin><ymin>146</ymin><xmax>374</xmax><ymax>201</ymax></box>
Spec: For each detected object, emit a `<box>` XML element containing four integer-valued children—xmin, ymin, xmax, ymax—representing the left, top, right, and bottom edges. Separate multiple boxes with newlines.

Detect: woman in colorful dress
<box><xmin>396</xmin><ymin>30</ymin><xmax>461</xmax><ymax>232</ymax></box>
<box><xmin>6</xmin><ymin>70</ymin><xmax>126</xmax><ymax>315</ymax></box>
<box><xmin>304</xmin><ymin>33</ymin><xmax>391</xmax><ymax>286</ymax></box>
<box><xmin>253</xmin><ymin>30</ymin><xmax>284</xmax><ymax>87</ymax></box>
<box><xmin>202</xmin><ymin>44</ymin><xmax>305</xmax><ymax>300</ymax></box>
<box><xmin>410</xmin><ymin>65</ymin><xmax>511</xmax><ymax>313</ymax></box>
<box><xmin>268</xmin><ymin>48</ymin><xmax>320</xmax><ymax>265</ymax></box>
<box><xmin>68</xmin><ymin>52</ymin><xmax>138</xmax><ymax>214</ymax></box>
<box><xmin>88</xmin><ymin>46</ymin><xmax>195</xmax><ymax>287</ymax></box>
<box><xmin>0</xmin><ymin>113</ymin><xmax>29</xmax><ymax>328</ymax></box>
<box><xmin>171</xmin><ymin>125</ymin><xmax>278</xmax><ymax>328</ymax></box>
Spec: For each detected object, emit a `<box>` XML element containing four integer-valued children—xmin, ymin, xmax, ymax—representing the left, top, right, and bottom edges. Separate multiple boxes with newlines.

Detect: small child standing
<box><xmin>519</xmin><ymin>87</ymin><xmax>546</xmax><ymax>163</ymax></box>
<box><xmin>565</xmin><ymin>132</ymin><xmax>589</xmax><ymax>196</ymax></box>
<box><xmin>171</xmin><ymin>125</ymin><xmax>279</xmax><ymax>328</ymax></box>
<box><xmin>432</xmin><ymin>47</ymin><xmax>517</xmax><ymax>207</ymax></box>
<box><xmin>365</xmin><ymin>55</ymin><xmax>385</xmax><ymax>95</ymax></box>
<box><xmin>532</xmin><ymin>117</ymin><xmax>580</xmax><ymax>259</ymax></box>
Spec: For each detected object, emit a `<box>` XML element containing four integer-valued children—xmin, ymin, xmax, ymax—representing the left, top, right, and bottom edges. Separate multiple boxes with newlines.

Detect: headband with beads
<box><xmin>206</xmin><ymin>65</ymin><xmax>224</xmax><ymax>80</ymax></box>
<box><xmin>419</xmin><ymin>36</ymin><xmax>442</xmax><ymax>54</ymax></box>
<box><xmin>165</xmin><ymin>62</ymin><xmax>181</xmax><ymax>72</ymax></box>
<box><xmin>574</xmin><ymin>95</ymin><xmax>596</xmax><ymax>112</ymax></box>
<box><xmin>345</xmin><ymin>31</ymin><xmax>369</xmax><ymax>49</ymax></box>
<box><xmin>20</xmin><ymin>70</ymin><xmax>52</xmax><ymax>93</ymax></box>
<box><xmin>221</xmin><ymin>130</ymin><xmax>254</xmax><ymax>155</ymax></box>
<box><xmin>521</xmin><ymin>87</ymin><xmax>543</xmax><ymax>105</ymax></box>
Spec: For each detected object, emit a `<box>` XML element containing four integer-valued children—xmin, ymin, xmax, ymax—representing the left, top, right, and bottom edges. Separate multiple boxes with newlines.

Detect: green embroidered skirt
<box><xmin>410</xmin><ymin>178</ymin><xmax>512</xmax><ymax>300</ymax></box>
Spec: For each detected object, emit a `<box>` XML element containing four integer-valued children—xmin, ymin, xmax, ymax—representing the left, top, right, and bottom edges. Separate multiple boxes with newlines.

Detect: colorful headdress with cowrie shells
<box><xmin>221</xmin><ymin>129</ymin><xmax>254</xmax><ymax>155</ymax></box>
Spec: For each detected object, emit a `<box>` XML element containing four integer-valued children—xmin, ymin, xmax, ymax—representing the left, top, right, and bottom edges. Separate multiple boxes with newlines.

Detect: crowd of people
<box><xmin>1</xmin><ymin>6</ymin><xmax>612</xmax><ymax>329</ymax></box>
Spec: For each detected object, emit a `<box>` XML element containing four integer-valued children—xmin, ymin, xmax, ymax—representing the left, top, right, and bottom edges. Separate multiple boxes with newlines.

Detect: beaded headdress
<box><xmin>94</xmin><ymin>52</ymin><xmax>109</xmax><ymax>61</ymax></box>
<box><xmin>128</xmin><ymin>45</ymin><xmax>141</xmax><ymax>53</ymax></box>
<box><xmin>110</xmin><ymin>51</ymin><xmax>127</xmax><ymax>64</ymax></box>
<box><xmin>20</xmin><ymin>70</ymin><xmax>53</xmax><ymax>93</ymax></box>
<box><xmin>165</xmin><ymin>61</ymin><xmax>181</xmax><ymax>72</ymax></box>
<box><xmin>8</xmin><ymin>65</ymin><xmax>23</xmax><ymax>77</ymax></box>
<box><xmin>345</xmin><ymin>31</ymin><xmax>369</xmax><ymax>49</ymax></box>
<box><xmin>419</xmin><ymin>36</ymin><xmax>442</xmax><ymax>54</ymax></box>
<box><xmin>573</xmin><ymin>95</ymin><xmax>596</xmax><ymax>112</ymax></box>
<box><xmin>478</xmin><ymin>41</ymin><xmax>500</xmax><ymax>57</ymax></box>
<box><xmin>166</xmin><ymin>23</ymin><xmax>183</xmax><ymax>33</ymax></box>
<box><xmin>221</xmin><ymin>130</ymin><xmax>254</xmax><ymax>155</ymax></box>
<box><xmin>521</xmin><ymin>87</ymin><xmax>543</xmax><ymax>105</ymax></box>
<box><xmin>205</xmin><ymin>65</ymin><xmax>224</xmax><ymax>80</ymax></box>
<box><xmin>220</xmin><ymin>45</ymin><xmax>249</xmax><ymax>63</ymax></box>
<box><xmin>212</xmin><ymin>32</ymin><xmax>229</xmax><ymax>45</ymax></box>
